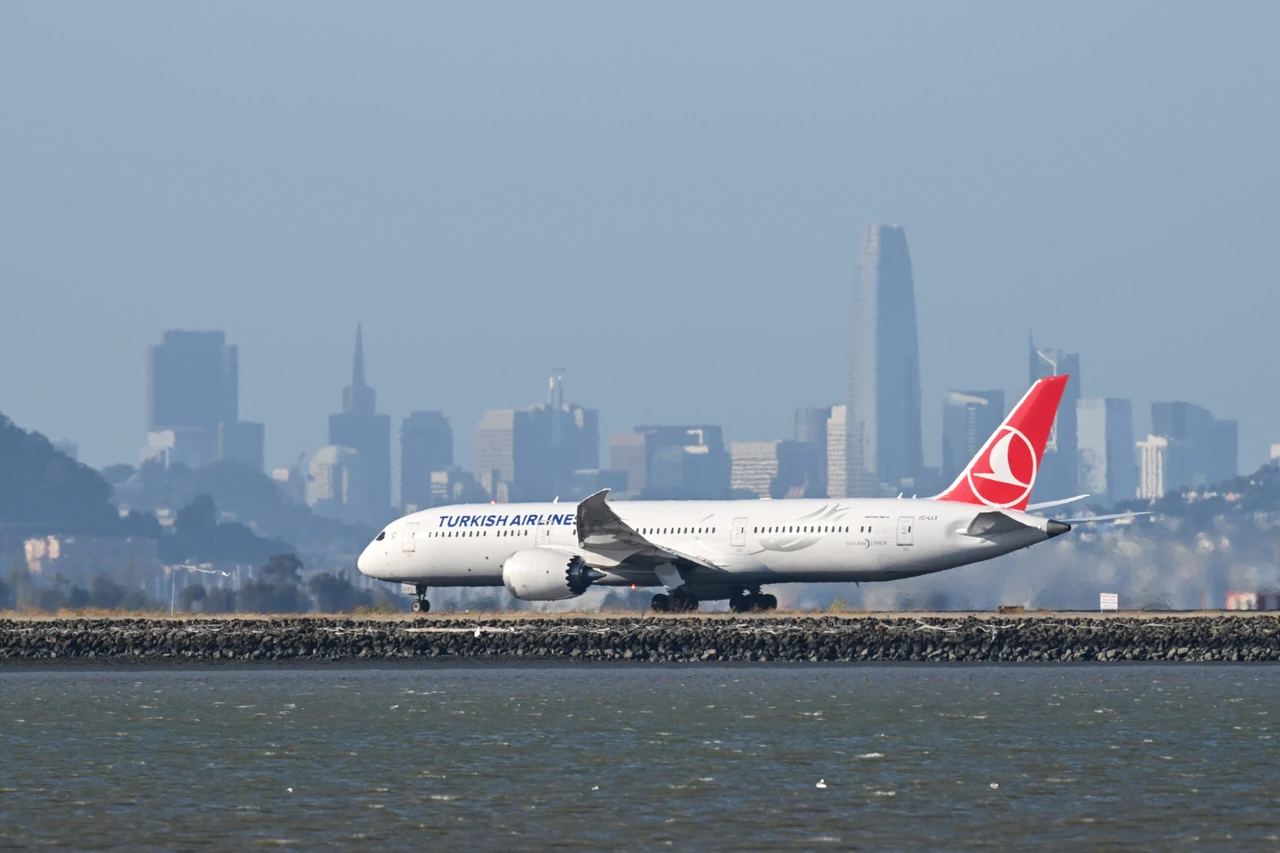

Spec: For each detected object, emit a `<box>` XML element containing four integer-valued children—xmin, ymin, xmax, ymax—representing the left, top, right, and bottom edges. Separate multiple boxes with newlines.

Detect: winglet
<box><xmin>935</xmin><ymin>375</ymin><xmax>1068</xmax><ymax>512</ymax></box>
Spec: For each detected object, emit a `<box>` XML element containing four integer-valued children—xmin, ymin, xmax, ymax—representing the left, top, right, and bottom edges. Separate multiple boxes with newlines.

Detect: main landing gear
<box><xmin>411</xmin><ymin>584</ymin><xmax>430</xmax><ymax>615</ymax></box>
<box><xmin>650</xmin><ymin>589</ymin><xmax>699</xmax><ymax>613</ymax></box>
<box><xmin>729</xmin><ymin>587</ymin><xmax>777</xmax><ymax>614</ymax></box>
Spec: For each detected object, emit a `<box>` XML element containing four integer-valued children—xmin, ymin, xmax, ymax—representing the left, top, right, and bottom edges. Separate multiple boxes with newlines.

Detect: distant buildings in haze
<box><xmin>1137</xmin><ymin>401</ymin><xmax>1238</xmax><ymax>498</ymax></box>
<box><xmin>1029</xmin><ymin>337</ymin><xmax>1081</xmax><ymax>500</ymax></box>
<box><xmin>941</xmin><ymin>390</ymin><xmax>1005</xmax><ymax>487</ymax></box>
<box><xmin>400</xmin><ymin>412</ymin><xmax>453</xmax><ymax>510</ymax></box>
<box><xmin>142</xmin><ymin>330</ymin><xmax>264</xmax><ymax>472</ymax></box>
<box><xmin>1076</xmin><ymin>398</ymin><xmax>1136</xmax><ymax>507</ymax></box>
<box><xmin>324</xmin><ymin>324</ymin><xmax>391</xmax><ymax>526</ymax></box>
<box><xmin>847</xmin><ymin>225</ymin><xmax>924</xmax><ymax>498</ymax></box>
<box><xmin>476</xmin><ymin>373</ymin><xmax>600</xmax><ymax>503</ymax></box>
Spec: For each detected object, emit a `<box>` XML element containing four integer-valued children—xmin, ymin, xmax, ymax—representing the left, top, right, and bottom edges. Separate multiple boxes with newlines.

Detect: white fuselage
<box><xmin>356</xmin><ymin>497</ymin><xmax>1058</xmax><ymax>599</ymax></box>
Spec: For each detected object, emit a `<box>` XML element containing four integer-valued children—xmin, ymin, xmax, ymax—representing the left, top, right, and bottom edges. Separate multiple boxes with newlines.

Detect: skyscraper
<box><xmin>941</xmin><ymin>390</ymin><xmax>1005</xmax><ymax>485</ymax></box>
<box><xmin>1076</xmin><ymin>398</ymin><xmax>1136</xmax><ymax>505</ymax></box>
<box><xmin>1028</xmin><ymin>336</ymin><xmax>1081</xmax><ymax>499</ymax></box>
<box><xmin>144</xmin><ymin>330</ymin><xmax>262</xmax><ymax>469</ymax></box>
<box><xmin>847</xmin><ymin>225</ymin><xmax>923</xmax><ymax>496</ymax></box>
<box><xmin>1150</xmin><ymin>401</ymin><xmax>1238</xmax><ymax>488</ymax></box>
<box><xmin>400</xmin><ymin>411</ymin><xmax>454</xmax><ymax>510</ymax></box>
<box><xmin>794</xmin><ymin>406</ymin><xmax>832</xmax><ymax>497</ymax></box>
<box><xmin>474</xmin><ymin>373</ymin><xmax>599</xmax><ymax>502</ymax></box>
<box><xmin>327</xmin><ymin>324</ymin><xmax>391</xmax><ymax>525</ymax></box>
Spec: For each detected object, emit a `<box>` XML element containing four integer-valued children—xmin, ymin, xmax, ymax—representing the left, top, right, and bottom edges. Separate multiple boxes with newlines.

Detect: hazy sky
<box><xmin>3</xmin><ymin>2</ymin><xmax>1277</xmax><ymax>478</ymax></box>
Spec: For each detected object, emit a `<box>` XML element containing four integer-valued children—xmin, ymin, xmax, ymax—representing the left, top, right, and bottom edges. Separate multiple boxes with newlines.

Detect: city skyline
<box><xmin>3</xmin><ymin>4</ymin><xmax>1277</xmax><ymax>477</ymax></box>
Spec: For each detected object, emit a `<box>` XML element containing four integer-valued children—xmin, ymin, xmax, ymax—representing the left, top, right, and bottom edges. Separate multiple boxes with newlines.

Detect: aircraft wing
<box><xmin>575</xmin><ymin>489</ymin><xmax>723</xmax><ymax>572</ymax></box>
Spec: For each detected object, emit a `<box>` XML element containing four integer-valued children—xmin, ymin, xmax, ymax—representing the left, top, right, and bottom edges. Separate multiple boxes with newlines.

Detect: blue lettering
<box><xmin>484</xmin><ymin>515</ymin><xmax>495</xmax><ymax>527</ymax></box>
<box><xmin>446</xmin><ymin>516</ymin><xmax>459</xmax><ymax>528</ymax></box>
<box><xmin>496</xmin><ymin>515</ymin><xmax>509</xmax><ymax>526</ymax></box>
<box><xmin>469</xmin><ymin>515</ymin><xmax>480</xmax><ymax>527</ymax></box>
<box><xmin>460</xmin><ymin>516</ymin><xmax>472</xmax><ymax>528</ymax></box>
<box><xmin>437</xmin><ymin>516</ymin><xmax>447</xmax><ymax>528</ymax></box>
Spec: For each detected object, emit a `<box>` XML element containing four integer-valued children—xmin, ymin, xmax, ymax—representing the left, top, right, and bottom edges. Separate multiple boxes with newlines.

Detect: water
<box><xmin>2</xmin><ymin>665</ymin><xmax>1278</xmax><ymax>850</ymax></box>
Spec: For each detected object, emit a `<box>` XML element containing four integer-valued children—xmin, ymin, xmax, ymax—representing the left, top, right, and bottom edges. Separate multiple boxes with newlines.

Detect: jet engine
<box><xmin>501</xmin><ymin>549</ymin><xmax>605</xmax><ymax>601</ymax></box>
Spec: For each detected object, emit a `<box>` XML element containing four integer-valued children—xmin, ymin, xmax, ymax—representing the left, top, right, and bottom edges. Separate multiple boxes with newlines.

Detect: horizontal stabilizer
<box><xmin>1027</xmin><ymin>494</ymin><xmax>1090</xmax><ymax>512</ymax></box>
<box><xmin>965</xmin><ymin>511</ymin><xmax>1037</xmax><ymax>537</ymax></box>
<box><xmin>1054</xmin><ymin>512</ymin><xmax>1150</xmax><ymax>525</ymax></box>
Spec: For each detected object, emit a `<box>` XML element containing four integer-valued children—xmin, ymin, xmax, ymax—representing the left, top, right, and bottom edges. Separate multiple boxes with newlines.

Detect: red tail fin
<box><xmin>935</xmin><ymin>375</ymin><xmax>1069</xmax><ymax>511</ymax></box>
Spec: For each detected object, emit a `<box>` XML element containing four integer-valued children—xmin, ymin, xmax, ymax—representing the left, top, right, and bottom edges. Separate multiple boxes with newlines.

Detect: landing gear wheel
<box><xmin>669</xmin><ymin>591</ymin><xmax>700</xmax><ymax>613</ymax></box>
<box><xmin>650</xmin><ymin>593</ymin><xmax>670</xmax><ymax>613</ymax></box>
<box><xmin>758</xmin><ymin>594</ymin><xmax>778</xmax><ymax>612</ymax></box>
<box><xmin>411</xmin><ymin>599</ymin><xmax>430</xmax><ymax>614</ymax></box>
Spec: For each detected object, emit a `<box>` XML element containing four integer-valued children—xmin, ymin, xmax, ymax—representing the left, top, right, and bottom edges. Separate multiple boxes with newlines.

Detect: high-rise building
<box><xmin>327</xmin><ymin>324</ymin><xmax>391</xmax><ymax>525</ymax></box>
<box><xmin>619</xmin><ymin>426</ymin><xmax>730</xmax><ymax>500</ymax></box>
<box><xmin>308</xmin><ymin>445</ymin><xmax>369</xmax><ymax>523</ymax></box>
<box><xmin>1029</xmin><ymin>336</ymin><xmax>1081</xmax><ymax>499</ymax></box>
<box><xmin>847</xmin><ymin>225</ymin><xmax>923</xmax><ymax>496</ymax></box>
<box><xmin>218</xmin><ymin>421</ymin><xmax>265</xmax><ymax>473</ymax></box>
<box><xmin>795</xmin><ymin>406</ymin><xmax>832</xmax><ymax>497</ymax></box>
<box><xmin>148</xmin><ymin>330</ymin><xmax>238</xmax><ymax>434</ymax></box>
<box><xmin>941</xmin><ymin>390</ymin><xmax>1005</xmax><ymax>486</ymax></box>
<box><xmin>826</xmin><ymin>405</ymin><xmax>847</xmax><ymax>498</ymax></box>
<box><xmin>144</xmin><ymin>330</ymin><xmax>261</xmax><ymax>470</ymax></box>
<box><xmin>475</xmin><ymin>373</ymin><xmax>599</xmax><ymax>502</ymax></box>
<box><xmin>730</xmin><ymin>440</ymin><xmax>816</xmax><ymax>499</ymax></box>
<box><xmin>609</xmin><ymin>433</ymin><xmax>648</xmax><ymax>497</ymax></box>
<box><xmin>1151</xmin><ymin>401</ymin><xmax>1238</xmax><ymax>488</ymax></box>
<box><xmin>1076</xmin><ymin>398</ymin><xmax>1136</xmax><ymax>506</ymax></box>
<box><xmin>1136</xmin><ymin>434</ymin><xmax>1192</xmax><ymax>500</ymax></box>
<box><xmin>400</xmin><ymin>411</ymin><xmax>453</xmax><ymax>509</ymax></box>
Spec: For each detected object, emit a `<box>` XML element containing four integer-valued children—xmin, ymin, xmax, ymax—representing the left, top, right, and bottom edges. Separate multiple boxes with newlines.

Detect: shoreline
<box><xmin>3</xmin><ymin>614</ymin><xmax>1279</xmax><ymax>664</ymax></box>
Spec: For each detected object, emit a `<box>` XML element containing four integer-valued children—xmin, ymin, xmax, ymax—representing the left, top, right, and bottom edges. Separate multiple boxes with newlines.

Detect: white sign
<box><xmin>401</xmin><ymin>583</ymin><xmax>417</xmax><ymax>596</ymax></box>
<box><xmin>1100</xmin><ymin>593</ymin><xmax>1119</xmax><ymax>612</ymax></box>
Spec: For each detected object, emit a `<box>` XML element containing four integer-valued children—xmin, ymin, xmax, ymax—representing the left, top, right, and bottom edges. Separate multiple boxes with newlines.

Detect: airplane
<box><xmin>357</xmin><ymin>374</ymin><xmax>1135</xmax><ymax>613</ymax></box>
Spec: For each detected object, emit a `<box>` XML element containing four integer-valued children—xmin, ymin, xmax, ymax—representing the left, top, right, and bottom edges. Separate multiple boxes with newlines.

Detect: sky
<box><xmin>2</xmin><ymin>2</ymin><xmax>1278</xmax><ymax>478</ymax></box>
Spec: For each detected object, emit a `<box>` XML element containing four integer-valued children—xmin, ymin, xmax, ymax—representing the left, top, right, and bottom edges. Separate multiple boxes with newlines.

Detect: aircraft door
<box><xmin>536</xmin><ymin>524</ymin><xmax>550</xmax><ymax>547</ymax></box>
<box><xmin>896</xmin><ymin>517</ymin><xmax>914</xmax><ymax>546</ymax></box>
<box><xmin>402</xmin><ymin>522</ymin><xmax>419</xmax><ymax>552</ymax></box>
<box><xmin>731</xmin><ymin>517</ymin><xmax>747</xmax><ymax>548</ymax></box>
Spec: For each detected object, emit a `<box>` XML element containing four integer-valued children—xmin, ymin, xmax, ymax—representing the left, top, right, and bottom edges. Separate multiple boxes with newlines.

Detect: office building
<box><xmin>218</xmin><ymin>421</ymin><xmax>265</xmax><ymax>473</ymax></box>
<box><xmin>148</xmin><ymin>330</ymin><xmax>238</xmax><ymax>434</ymax></box>
<box><xmin>794</xmin><ymin>406</ymin><xmax>832</xmax><ymax>497</ymax></box>
<box><xmin>1151</xmin><ymin>401</ymin><xmax>1238</xmax><ymax>488</ymax></box>
<box><xmin>144</xmin><ymin>330</ymin><xmax>263</xmax><ymax>471</ymax></box>
<box><xmin>614</xmin><ymin>426</ymin><xmax>730</xmax><ymax>500</ymax></box>
<box><xmin>847</xmin><ymin>225</ymin><xmax>923</xmax><ymax>496</ymax></box>
<box><xmin>609</xmin><ymin>433</ymin><xmax>648</xmax><ymax>497</ymax></box>
<box><xmin>730</xmin><ymin>440</ymin><xmax>817</xmax><ymax>499</ymax></box>
<box><xmin>327</xmin><ymin>324</ymin><xmax>391</xmax><ymax>524</ymax></box>
<box><xmin>941</xmin><ymin>390</ymin><xmax>1005</xmax><ymax>486</ymax></box>
<box><xmin>475</xmin><ymin>373</ymin><xmax>599</xmax><ymax>502</ymax></box>
<box><xmin>308</xmin><ymin>445</ymin><xmax>370</xmax><ymax>523</ymax></box>
<box><xmin>400</xmin><ymin>411</ymin><xmax>453</xmax><ymax>509</ymax></box>
<box><xmin>1076</xmin><ymin>398</ymin><xmax>1136</xmax><ymax>506</ymax></box>
<box><xmin>826</xmin><ymin>405</ymin><xmax>847</xmax><ymax>498</ymax></box>
<box><xmin>1136</xmin><ymin>434</ymin><xmax>1192</xmax><ymax>500</ymax></box>
<box><xmin>1029</xmin><ymin>337</ymin><xmax>1081</xmax><ymax>499</ymax></box>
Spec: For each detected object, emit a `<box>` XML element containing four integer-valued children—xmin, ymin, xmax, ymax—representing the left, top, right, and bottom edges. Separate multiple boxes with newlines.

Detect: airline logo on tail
<box><xmin>936</xmin><ymin>375</ymin><xmax>1069</xmax><ymax>511</ymax></box>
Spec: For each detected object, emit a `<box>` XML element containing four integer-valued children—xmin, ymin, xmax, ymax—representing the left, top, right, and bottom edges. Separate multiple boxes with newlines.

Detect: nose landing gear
<box><xmin>411</xmin><ymin>583</ymin><xmax>430</xmax><ymax>615</ymax></box>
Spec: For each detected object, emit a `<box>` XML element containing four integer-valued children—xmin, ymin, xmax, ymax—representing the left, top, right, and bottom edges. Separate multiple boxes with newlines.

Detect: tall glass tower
<box><xmin>847</xmin><ymin>225</ymin><xmax>923</xmax><ymax>496</ymax></box>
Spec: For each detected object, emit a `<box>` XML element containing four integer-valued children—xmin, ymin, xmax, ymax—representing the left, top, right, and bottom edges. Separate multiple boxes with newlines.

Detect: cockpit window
<box><xmin>375</xmin><ymin>531</ymin><xmax>386</xmax><ymax>541</ymax></box>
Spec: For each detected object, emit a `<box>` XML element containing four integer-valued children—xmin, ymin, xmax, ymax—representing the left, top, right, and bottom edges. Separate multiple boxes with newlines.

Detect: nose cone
<box><xmin>357</xmin><ymin>543</ymin><xmax>375</xmax><ymax>577</ymax></box>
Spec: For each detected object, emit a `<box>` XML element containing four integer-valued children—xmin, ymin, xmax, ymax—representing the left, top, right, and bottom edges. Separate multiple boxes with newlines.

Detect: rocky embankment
<box><xmin>2</xmin><ymin>615</ymin><xmax>1280</xmax><ymax>663</ymax></box>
